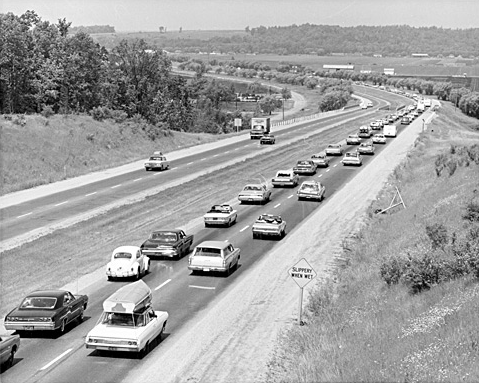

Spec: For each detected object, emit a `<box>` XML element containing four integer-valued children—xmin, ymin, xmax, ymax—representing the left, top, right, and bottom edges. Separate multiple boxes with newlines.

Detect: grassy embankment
<box><xmin>268</xmin><ymin>102</ymin><xmax>479</xmax><ymax>383</ymax></box>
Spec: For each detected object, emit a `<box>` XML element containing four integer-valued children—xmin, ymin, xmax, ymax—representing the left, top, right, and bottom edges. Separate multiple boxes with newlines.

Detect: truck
<box><xmin>250</xmin><ymin>117</ymin><xmax>271</xmax><ymax>139</ymax></box>
<box><xmin>85</xmin><ymin>280</ymin><xmax>168</xmax><ymax>356</ymax></box>
<box><xmin>383</xmin><ymin>125</ymin><xmax>397</xmax><ymax>137</ymax></box>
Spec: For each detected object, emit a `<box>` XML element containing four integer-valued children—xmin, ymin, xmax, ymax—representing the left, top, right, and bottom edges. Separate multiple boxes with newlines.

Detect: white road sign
<box><xmin>289</xmin><ymin>258</ymin><xmax>317</xmax><ymax>288</ymax></box>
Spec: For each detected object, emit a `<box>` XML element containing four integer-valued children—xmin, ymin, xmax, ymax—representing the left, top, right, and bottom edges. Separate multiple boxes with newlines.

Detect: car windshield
<box><xmin>257</xmin><ymin>215</ymin><xmax>282</xmax><ymax>223</ymax></box>
<box><xmin>195</xmin><ymin>247</ymin><xmax>222</xmax><ymax>257</ymax></box>
<box><xmin>328</xmin><ymin>145</ymin><xmax>338</xmax><ymax>148</ymax></box>
<box><xmin>297</xmin><ymin>161</ymin><xmax>311</xmax><ymax>165</ymax></box>
<box><xmin>149</xmin><ymin>232</ymin><xmax>177</xmax><ymax>242</ymax></box>
<box><xmin>149</xmin><ymin>156</ymin><xmax>165</xmax><ymax>161</ymax></box>
<box><xmin>209</xmin><ymin>206</ymin><xmax>231</xmax><ymax>213</ymax></box>
<box><xmin>312</xmin><ymin>154</ymin><xmax>325</xmax><ymax>159</ymax></box>
<box><xmin>20</xmin><ymin>297</ymin><xmax>57</xmax><ymax>309</ymax></box>
<box><xmin>101</xmin><ymin>312</ymin><xmax>144</xmax><ymax>327</ymax></box>
<box><xmin>114</xmin><ymin>252</ymin><xmax>132</xmax><ymax>259</ymax></box>
<box><xmin>300</xmin><ymin>183</ymin><xmax>318</xmax><ymax>191</ymax></box>
<box><xmin>244</xmin><ymin>185</ymin><xmax>261</xmax><ymax>191</ymax></box>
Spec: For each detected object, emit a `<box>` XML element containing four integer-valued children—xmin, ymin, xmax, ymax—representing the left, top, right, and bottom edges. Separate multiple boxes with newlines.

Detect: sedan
<box><xmin>372</xmin><ymin>134</ymin><xmax>387</xmax><ymax>144</ymax></box>
<box><xmin>357</xmin><ymin>142</ymin><xmax>375</xmax><ymax>155</ymax></box>
<box><xmin>4</xmin><ymin>290</ymin><xmax>88</xmax><ymax>334</ymax></box>
<box><xmin>0</xmin><ymin>333</ymin><xmax>20</xmax><ymax>369</ymax></box>
<box><xmin>310</xmin><ymin>153</ymin><xmax>330</xmax><ymax>167</ymax></box>
<box><xmin>346</xmin><ymin>134</ymin><xmax>361</xmax><ymax>145</ymax></box>
<box><xmin>325</xmin><ymin>144</ymin><xmax>343</xmax><ymax>156</ymax></box>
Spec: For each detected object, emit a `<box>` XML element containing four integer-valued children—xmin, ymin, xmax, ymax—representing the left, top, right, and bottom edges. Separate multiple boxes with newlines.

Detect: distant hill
<box><xmin>70</xmin><ymin>25</ymin><xmax>115</xmax><ymax>34</ymax></box>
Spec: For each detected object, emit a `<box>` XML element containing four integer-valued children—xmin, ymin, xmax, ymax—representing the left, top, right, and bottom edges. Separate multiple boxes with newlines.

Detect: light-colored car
<box><xmin>346</xmin><ymin>134</ymin><xmax>361</xmax><ymax>145</ymax></box>
<box><xmin>325</xmin><ymin>143</ymin><xmax>343</xmax><ymax>156</ymax></box>
<box><xmin>360</xmin><ymin>103</ymin><xmax>367</xmax><ymax>109</ymax></box>
<box><xmin>297</xmin><ymin>180</ymin><xmax>326</xmax><ymax>201</ymax></box>
<box><xmin>369</xmin><ymin>121</ymin><xmax>380</xmax><ymax>129</ymax></box>
<box><xmin>85</xmin><ymin>280</ymin><xmax>168</xmax><ymax>356</ymax></box>
<box><xmin>311</xmin><ymin>152</ymin><xmax>330</xmax><ymax>167</ymax></box>
<box><xmin>359</xmin><ymin>126</ymin><xmax>372</xmax><ymax>138</ymax></box>
<box><xmin>367</xmin><ymin>101</ymin><xmax>373</xmax><ymax>107</ymax></box>
<box><xmin>357</xmin><ymin>141</ymin><xmax>375</xmax><ymax>155</ymax></box>
<box><xmin>252</xmin><ymin>214</ymin><xmax>287</xmax><ymax>239</ymax></box>
<box><xmin>0</xmin><ymin>333</ymin><xmax>20</xmax><ymax>369</ymax></box>
<box><xmin>341</xmin><ymin>152</ymin><xmax>363</xmax><ymax>166</ymax></box>
<box><xmin>204</xmin><ymin>204</ymin><xmax>237</xmax><ymax>227</ymax></box>
<box><xmin>372</xmin><ymin>133</ymin><xmax>387</xmax><ymax>144</ymax></box>
<box><xmin>293</xmin><ymin>160</ymin><xmax>317</xmax><ymax>175</ymax></box>
<box><xmin>271</xmin><ymin>170</ymin><xmax>299</xmax><ymax>188</ymax></box>
<box><xmin>188</xmin><ymin>241</ymin><xmax>240</xmax><ymax>276</ymax></box>
<box><xmin>144</xmin><ymin>151</ymin><xmax>170</xmax><ymax>171</ymax></box>
<box><xmin>106</xmin><ymin>246</ymin><xmax>150</xmax><ymax>281</ymax></box>
<box><xmin>238</xmin><ymin>183</ymin><xmax>272</xmax><ymax>204</ymax></box>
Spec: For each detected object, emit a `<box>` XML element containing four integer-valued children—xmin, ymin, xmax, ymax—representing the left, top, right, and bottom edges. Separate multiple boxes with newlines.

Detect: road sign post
<box><xmin>234</xmin><ymin>118</ymin><xmax>242</xmax><ymax>133</ymax></box>
<box><xmin>289</xmin><ymin>258</ymin><xmax>317</xmax><ymax>326</ymax></box>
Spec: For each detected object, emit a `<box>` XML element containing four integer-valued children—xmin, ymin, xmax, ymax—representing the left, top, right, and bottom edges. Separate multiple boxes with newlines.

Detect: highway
<box><xmin>0</xmin><ymin>88</ymin><xmax>421</xmax><ymax>383</ymax></box>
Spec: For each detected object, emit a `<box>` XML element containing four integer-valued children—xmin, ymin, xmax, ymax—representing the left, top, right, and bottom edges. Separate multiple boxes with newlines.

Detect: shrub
<box><xmin>90</xmin><ymin>106</ymin><xmax>111</xmax><ymax>121</ymax></box>
<box><xmin>380</xmin><ymin>255</ymin><xmax>407</xmax><ymax>285</ymax></box>
<box><xmin>425</xmin><ymin>223</ymin><xmax>448</xmax><ymax>249</ymax></box>
<box><xmin>463</xmin><ymin>199</ymin><xmax>479</xmax><ymax>222</ymax></box>
<box><xmin>400</xmin><ymin>252</ymin><xmax>443</xmax><ymax>294</ymax></box>
<box><xmin>110</xmin><ymin>110</ymin><xmax>128</xmax><ymax>123</ymax></box>
<box><xmin>41</xmin><ymin>105</ymin><xmax>55</xmax><ymax>118</ymax></box>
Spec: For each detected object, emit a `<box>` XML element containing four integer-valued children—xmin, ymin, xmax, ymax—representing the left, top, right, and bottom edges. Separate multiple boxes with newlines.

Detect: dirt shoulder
<box><xmin>124</xmin><ymin>109</ymin><xmax>437</xmax><ymax>383</ymax></box>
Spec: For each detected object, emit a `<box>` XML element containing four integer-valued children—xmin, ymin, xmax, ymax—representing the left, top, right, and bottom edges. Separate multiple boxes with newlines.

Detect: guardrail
<box><xmin>271</xmin><ymin>108</ymin><xmax>346</xmax><ymax>127</ymax></box>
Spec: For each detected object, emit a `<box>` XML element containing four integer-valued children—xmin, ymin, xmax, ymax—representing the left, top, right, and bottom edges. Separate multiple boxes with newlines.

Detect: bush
<box><xmin>400</xmin><ymin>251</ymin><xmax>443</xmax><ymax>294</ymax></box>
<box><xmin>110</xmin><ymin>110</ymin><xmax>128</xmax><ymax>123</ymax></box>
<box><xmin>380</xmin><ymin>255</ymin><xmax>407</xmax><ymax>285</ymax></box>
<box><xmin>41</xmin><ymin>105</ymin><xmax>55</xmax><ymax>118</ymax></box>
<box><xmin>463</xmin><ymin>199</ymin><xmax>479</xmax><ymax>222</ymax></box>
<box><xmin>90</xmin><ymin>106</ymin><xmax>111</xmax><ymax>121</ymax></box>
<box><xmin>425</xmin><ymin>223</ymin><xmax>448</xmax><ymax>249</ymax></box>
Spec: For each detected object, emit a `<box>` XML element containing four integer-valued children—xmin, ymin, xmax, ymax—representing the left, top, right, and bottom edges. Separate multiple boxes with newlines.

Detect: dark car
<box><xmin>140</xmin><ymin>229</ymin><xmax>194</xmax><ymax>259</ymax></box>
<box><xmin>260</xmin><ymin>133</ymin><xmax>276</xmax><ymax>145</ymax></box>
<box><xmin>4</xmin><ymin>290</ymin><xmax>88</xmax><ymax>334</ymax></box>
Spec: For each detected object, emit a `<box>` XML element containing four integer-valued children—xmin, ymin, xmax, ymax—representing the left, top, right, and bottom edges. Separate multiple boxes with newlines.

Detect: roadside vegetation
<box><xmin>267</xmin><ymin>102</ymin><xmax>479</xmax><ymax>382</ymax></box>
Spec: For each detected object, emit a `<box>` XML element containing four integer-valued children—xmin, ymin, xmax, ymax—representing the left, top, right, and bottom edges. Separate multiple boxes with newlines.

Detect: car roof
<box><xmin>113</xmin><ymin>245</ymin><xmax>140</xmax><ymax>253</ymax></box>
<box><xmin>151</xmin><ymin>229</ymin><xmax>181</xmax><ymax>234</ymax></box>
<box><xmin>26</xmin><ymin>290</ymin><xmax>67</xmax><ymax>298</ymax></box>
<box><xmin>196</xmin><ymin>241</ymin><xmax>230</xmax><ymax>249</ymax></box>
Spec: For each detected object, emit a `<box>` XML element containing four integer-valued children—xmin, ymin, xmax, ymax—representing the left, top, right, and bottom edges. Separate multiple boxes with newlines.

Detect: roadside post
<box><xmin>234</xmin><ymin>118</ymin><xmax>242</xmax><ymax>133</ymax></box>
<box><xmin>289</xmin><ymin>258</ymin><xmax>317</xmax><ymax>326</ymax></box>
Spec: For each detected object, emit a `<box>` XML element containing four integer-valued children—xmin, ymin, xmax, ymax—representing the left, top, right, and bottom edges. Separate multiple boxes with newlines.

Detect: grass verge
<box><xmin>266</xmin><ymin>102</ymin><xmax>479</xmax><ymax>383</ymax></box>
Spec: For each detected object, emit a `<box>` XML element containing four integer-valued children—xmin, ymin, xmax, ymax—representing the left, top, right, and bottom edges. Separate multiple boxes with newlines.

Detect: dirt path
<box><xmin>124</xmin><ymin>111</ymin><xmax>436</xmax><ymax>382</ymax></box>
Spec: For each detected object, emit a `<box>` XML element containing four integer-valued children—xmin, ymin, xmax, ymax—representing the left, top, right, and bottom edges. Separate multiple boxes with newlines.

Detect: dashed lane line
<box><xmin>155</xmin><ymin>279</ymin><xmax>172</xmax><ymax>291</ymax></box>
<box><xmin>133</xmin><ymin>178</ymin><xmax>142</xmax><ymax>182</ymax></box>
<box><xmin>274</xmin><ymin>203</ymin><xmax>281</xmax><ymax>208</ymax></box>
<box><xmin>17</xmin><ymin>212</ymin><xmax>33</xmax><ymax>219</ymax></box>
<box><xmin>318</xmin><ymin>174</ymin><xmax>323</xmax><ymax>178</ymax></box>
<box><xmin>186</xmin><ymin>162</ymin><xmax>194</xmax><ymax>165</ymax></box>
<box><xmin>40</xmin><ymin>348</ymin><xmax>73</xmax><ymax>371</ymax></box>
<box><xmin>85</xmin><ymin>192</ymin><xmax>97</xmax><ymax>197</ymax></box>
<box><xmin>326</xmin><ymin>169</ymin><xmax>331</xmax><ymax>172</ymax></box>
<box><xmin>240</xmin><ymin>225</ymin><xmax>250</xmax><ymax>232</ymax></box>
<box><xmin>111</xmin><ymin>184</ymin><xmax>122</xmax><ymax>188</ymax></box>
<box><xmin>287</xmin><ymin>195</ymin><xmax>294</xmax><ymax>199</ymax></box>
<box><xmin>333</xmin><ymin>164</ymin><xmax>338</xmax><ymax>167</ymax></box>
<box><xmin>189</xmin><ymin>285</ymin><xmax>216</xmax><ymax>290</ymax></box>
<box><xmin>54</xmin><ymin>201</ymin><xmax>69</xmax><ymax>207</ymax></box>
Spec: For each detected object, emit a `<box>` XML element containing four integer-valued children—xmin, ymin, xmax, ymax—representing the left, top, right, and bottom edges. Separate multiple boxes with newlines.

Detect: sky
<box><xmin>3</xmin><ymin>0</ymin><xmax>479</xmax><ymax>32</ymax></box>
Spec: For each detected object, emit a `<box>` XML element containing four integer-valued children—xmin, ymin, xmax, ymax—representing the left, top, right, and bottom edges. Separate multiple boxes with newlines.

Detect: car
<box><xmin>341</xmin><ymin>152</ymin><xmax>363</xmax><ymax>166</ymax></box>
<box><xmin>260</xmin><ymin>133</ymin><xmax>276</xmax><ymax>145</ymax></box>
<box><xmin>360</xmin><ymin>103</ymin><xmax>367</xmax><ymax>109</ymax></box>
<box><xmin>0</xmin><ymin>333</ymin><xmax>20</xmax><ymax>369</ymax></box>
<box><xmin>369</xmin><ymin>121</ymin><xmax>380</xmax><ymax>129</ymax></box>
<box><xmin>85</xmin><ymin>280</ymin><xmax>168</xmax><ymax>356</ymax></box>
<box><xmin>203</xmin><ymin>204</ymin><xmax>237</xmax><ymax>227</ymax></box>
<box><xmin>293</xmin><ymin>160</ymin><xmax>317</xmax><ymax>175</ymax></box>
<box><xmin>311</xmin><ymin>152</ymin><xmax>330</xmax><ymax>167</ymax></box>
<box><xmin>372</xmin><ymin>133</ymin><xmax>387</xmax><ymax>144</ymax></box>
<box><xmin>140</xmin><ymin>229</ymin><xmax>193</xmax><ymax>259</ymax></box>
<box><xmin>188</xmin><ymin>241</ymin><xmax>240</xmax><ymax>276</ymax></box>
<box><xmin>297</xmin><ymin>180</ymin><xmax>326</xmax><ymax>201</ymax></box>
<box><xmin>359</xmin><ymin>125</ymin><xmax>373</xmax><ymax>138</ymax></box>
<box><xmin>357</xmin><ymin>141</ymin><xmax>375</xmax><ymax>155</ymax></box>
<box><xmin>144</xmin><ymin>151</ymin><xmax>170</xmax><ymax>171</ymax></box>
<box><xmin>346</xmin><ymin>134</ymin><xmax>361</xmax><ymax>145</ymax></box>
<box><xmin>401</xmin><ymin>117</ymin><xmax>410</xmax><ymax>125</ymax></box>
<box><xmin>106</xmin><ymin>246</ymin><xmax>150</xmax><ymax>280</ymax></box>
<box><xmin>4</xmin><ymin>290</ymin><xmax>88</xmax><ymax>334</ymax></box>
<box><xmin>325</xmin><ymin>143</ymin><xmax>343</xmax><ymax>156</ymax></box>
<box><xmin>252</xmin><ymin>214</ymin><xmax>287</xmax><ymax>239</ymax></box>
<box><xmin>271</xmin><ymin>170</ymin><xmax>299</xmax><ymax>188</ymax></box>
<box><xmin>367</xmin><ymin>101</ymin><xmax>373</xmax><ymax>107</ymax></box>
<box><xmin>238</xmin><ymin>182</ymin><xmax>272</xmax><ymax>204</ymax></box>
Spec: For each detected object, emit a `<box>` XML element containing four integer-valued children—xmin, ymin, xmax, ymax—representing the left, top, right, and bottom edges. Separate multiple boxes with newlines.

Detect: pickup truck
<box><xmin>188</xmin><ymin>241</ymin><xmax>240</xmax><ymax>276</ymax></box>
<box><xmin>140</xmin><ymin>229</ymin><xmax>193</xmax><ymax>259</ymax></box>
<box><xmin>293</xmin><ymin>160</ymin><xmax>317</xmax><ymax>175</ymax></box>
<box><xmin>85</xmin><ymin>280</ymin><xmax>168</xmax><ymax>357</ymax></box>
<box><xmin>238</xmin><ymin>183</ymin><xmax>272</xmax><ymax>204</ymax></box>
<box><xmin>271</xmin><ymin>170</ymin><xmax>299</xmax><ymax>188</ymax></box>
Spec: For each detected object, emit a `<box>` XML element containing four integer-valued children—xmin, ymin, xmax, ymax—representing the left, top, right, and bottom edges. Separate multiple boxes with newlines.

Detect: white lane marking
<box><xmin>318</xmin><ymin>174</ymin><xmax>323</xmax><ymax>178</ymax></box>
<box><xmin>189</xmin><ymin>285</ymin><xmax>216</xmax><ymax>290</ymax></box>
<box><xmin>186</xmin><ymin>162</ymin><xmax>194</xmax><ymax>165</ymax></box>
<box><xmin>85</xmin><ymin>192</ymin><xmax>97</xmax><ymax>197</ymax></box>
<box><xmin>213</xmin><ymin>154</ymin><xmax>219</xmax><ymax>157</ymax></box>
<box><xmin>274</xmin><ymin>203</ymin><xmax>281</xmax><ymax>208</ymax></box>
<box><xmin>288</xmin><ymin>195</ymin><xmax>294</xmax><ymax>199</ymax></box>
<box><xmin>200</xmin><ymin>158</ymin><xmax>206</xmax><ymax>161</ymax></box>
<box><xmin>240</xmin><ymin>225</ymin><xmax>250</xmax><ymax>232</ymax></box>
<box><xmin>333</xmin><ymin>164</ymin><xmax>338</xmax><ymax>167</ymax></box>
<box><xmin>17</xmin><ymin>212</ymin><xmax>33</xmax><ymax>218</ymax></box>
<box><xmin>224</xmin><ymin>239</ymin><xmax>229</xmax><ymax>242</ymax></box>
<box><xmin>133</xmin><ymin>178</ymin><xmax>142</xmax><ymax>182</ymax></box>
<box><xmin>40</xmin><ymin>348</ymin><xmax>73</xmax><ymax>370</ymax></box>
<box><xmin>326</xmin><ymin>169</ymin><xmax>331</xmax><ymax>172</ymax></box>
<box><xmin>54</xmin><ymin>201</ymin><xmax>69</xmax><ymax>207</ymax></box>
<box><xmin>225</xmin><ymin>151</ymin><xmax>230</xmax><ymax>154</ymax></box>
<box><xmin>171</xmin><ymin>167</ymin><xmax>178</xmax><ymax>170</ymax></box>
<box><xmin>155</xmin><ymin>279</ymin><xmax>172</xmax><ymax>291</ymax></box>
<box><xmin>111</xmin><ymin>184</ymin><xmax>122</xmax><ymax>188</ymax></box>
<box><xmin>233</xmin><ymin>148</ymin><xmax>239</xmax><ymax>151</ymax></box>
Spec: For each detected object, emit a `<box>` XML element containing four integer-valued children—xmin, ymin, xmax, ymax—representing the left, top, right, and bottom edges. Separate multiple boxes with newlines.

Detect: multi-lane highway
<box><xmin>0</xmin><ymin>88</ymin><xmax>423</xmax><ymax>383</ymax></box>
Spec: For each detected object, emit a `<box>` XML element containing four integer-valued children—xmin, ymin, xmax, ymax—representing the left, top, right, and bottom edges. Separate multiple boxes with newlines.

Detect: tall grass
<box><xmin>267</xmin><ymin>103</ymin><xmax>479</xmax><ymax>383</ymax></box>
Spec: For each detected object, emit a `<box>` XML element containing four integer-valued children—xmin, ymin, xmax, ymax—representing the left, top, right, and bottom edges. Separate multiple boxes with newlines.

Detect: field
<box><xmin>267</xmin><ymin>102</ymin><xmax>479</xmax><ymax>382</ymax></box>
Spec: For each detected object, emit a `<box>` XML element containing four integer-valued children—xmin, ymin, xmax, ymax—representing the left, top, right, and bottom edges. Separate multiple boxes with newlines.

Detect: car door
<box><xmin>62</xmin><ymin>292</ymin><xmax>76</xmax><ymax>323</ymax></box>
<box><xmin>0</xmin><ymin>337</ymin><xmax>9</xmax><ymax>364</ymax></box>
<box><xmin>143</xmin><ymin>309</ymin><xmax>161</xmax><ymax>344</ymax></box>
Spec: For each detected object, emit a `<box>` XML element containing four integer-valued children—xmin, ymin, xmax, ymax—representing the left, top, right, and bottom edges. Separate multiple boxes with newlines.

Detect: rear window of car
<box><xmin>301</xmin><ymin>183</ymin><xmax>318</xmax><ymax>191</ymax></box>
<box><xmin>21</xmin><ymin>297</ymin><xmax>57</xmax><ymax>309</ymax></box>
<box><xmin>150</xmin><ymin>232</ymin><xmax>177</xmax><ymax>242</ymax></box>
<box><xmin>195</xmin><ymin>247</ymin><xmax>222</xmax><ymax>257</ymax></box>
<box><xmin>114</xmin><ymin>252</ymin><xmax>132</xmax><ymax>259</ymax></box>
<box><xmin>277</xmin><ymin>173</ymin><xmax>291</xmax><ymax>177</ymax></box>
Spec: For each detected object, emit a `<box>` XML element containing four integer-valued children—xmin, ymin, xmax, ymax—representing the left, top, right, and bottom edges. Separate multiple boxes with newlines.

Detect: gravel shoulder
<box><xmin>124</xmin><ymin>109</ymin><xmax>436</xmax><ymax>382</ymax></box>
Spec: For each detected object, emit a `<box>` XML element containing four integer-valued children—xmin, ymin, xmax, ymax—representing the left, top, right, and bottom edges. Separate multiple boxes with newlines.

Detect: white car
<box><xmin>238</xmin><ymin>183</ymin><xmax>272</xmax><ymax>204</ymax></box>
<box><xmin>297</xmin><ymin>181</ymin><xmax>326</xmax><ymax>201</ymax></box>
<box><xmin>144</xmin><ymin>151</ymin><xmax>170</xmax><ymax>171</ymax></box>
<box><xmin>357</xmin><ymin>141</ymin><xmax>375</xmax><ymax>155</ymax></box>
<box><xmin>346</xmin><ymin>134</ymin><xmax>361</xmax><ymax>145</ymax></box>
<box><xmin>252</xmin><ymin>214</ymin><xmax>287</xmax><ymax>239</ymax></box>
<box><xmin>188</xmin><ymin>241</ymin><xmax>240</xmax><ymax>276</ymax></box>
<box><xmin>325</xmin><ymin>144</ymin><xmax>343</xmax><ymax>156</ymax></box>
<box><xmin>85</xmin><ymin>280</ymin><xmax>168</xmax><ymax>356</ymax></box>
<box><xmin>271</xmin><ymin>170</ymin><xmax>299</xmax><ymax>188</ymax></box>
<box><xmin>341</xmin><ymin>152</ymin><xmax>363</xmax><ymax>166</ymax></box>
<box><xmin>204</xmin><ymin>204</ymin><xmax>238</xmax><ymax>227</ymax></box>
<box><xmin>310</xmin><ymin>152</ymin><xmax>330</xmax><ymax>167</ymax></box>
<box><xmin>372</xmin><ymin>134</ymin><xmax>387</xmax><ymax>144</ymax></box>
<box><xmin>106</xmin><ymin>246</ymin><xmax>150</xmax><ymax>281</ymax></box>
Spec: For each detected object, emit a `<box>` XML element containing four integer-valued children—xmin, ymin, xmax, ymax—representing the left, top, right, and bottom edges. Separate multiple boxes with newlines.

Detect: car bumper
<box><xmin>238</xmin><ymin>196</ymin><xmax>265</xmax><ymax>202</ymax></box>
<box><xmin>325</xmin><ymin>151</ymin><xmax>341</xmax><ymax>155</ymax></box>
<box><xmin>5</xmin><ymin>321</ymin><xmax>56</xmax><ymax>331</ymax></box>
<box><xmin>85</xmin><ymin>343</ymin><xmax>140</xmax><ymax>352</ymax></box>
<box><xmin>204</xmin><ymin>218</ymin><xmax>230</xmax><ymax>226</ymax></box>
<box><xmin>252</xmin><ymin>229</ymin><xmax>282</xmax><ymax>236</ymax></box>
<box><xmin>293</xmin><ymin>169</ymin><xmax>316</xmax><ymax>174</ymax></box>
<box><xmin>106</xmin><ymin>270</ymin><xmax>137</xmax><ymax>277</ymax></box>
<box><xmin>342</xmin><ymin>161</ymin><xmax>361</xmax><ymax>166</ymax></box>
<box><xmin>188</xmin><ymin>265</ymin><xmax>227</xmax><ymax>272</ymax></box>
<box><xmin>297</xmin><ymin>193</ymin><xmax>322</xmax><ymax>200</ymax></box>
<box><xmin>141</xmin><ymin>249</ymin><xmax>178</xmax><ymax>258</ymax></box>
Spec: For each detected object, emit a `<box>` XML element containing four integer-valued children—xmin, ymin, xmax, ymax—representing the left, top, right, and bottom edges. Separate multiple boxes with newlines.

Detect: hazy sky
<box><xmin>3</xmin><ymin>0</ymin><xmax>479</xmax><ymax>31</ymax></box>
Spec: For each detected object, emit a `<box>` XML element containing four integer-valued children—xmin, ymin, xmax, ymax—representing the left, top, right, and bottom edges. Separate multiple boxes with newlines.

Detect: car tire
<box><xmin>78</xmin><ymin>307</ymin><xmax>84</xmax><ymax>323</ymax></box>
<box><xmin>136</xmin><ymin>268</ymin><xmax>141</xmax><ymax>280</ymax></box>
<box><xmin>7</xmin><ymin>347</ymin><xmax>16</xmax><ymax>368</ymax></box>
<box><xmin>59</xmin><ymin>319</ymin><xmax>67</xmax><ymax>334</ymax></box>
<box><xmin>145</xmin><ymin>167</ymin><xmax>150</xmax><ymax>171</ymax></box>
